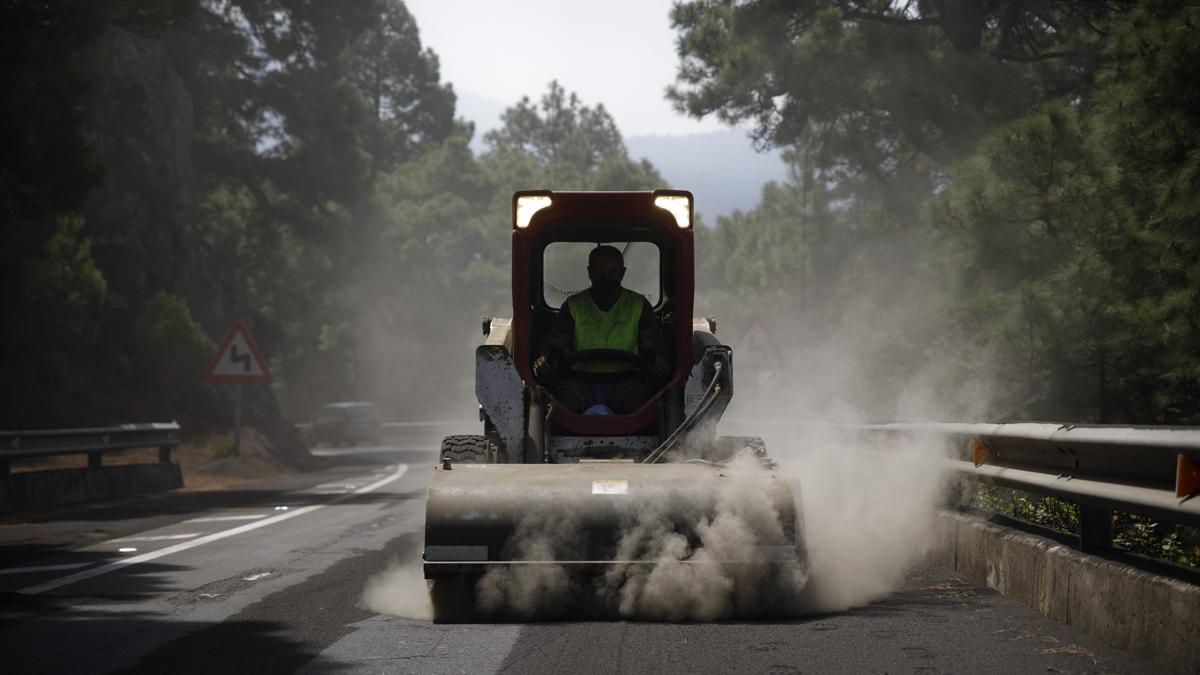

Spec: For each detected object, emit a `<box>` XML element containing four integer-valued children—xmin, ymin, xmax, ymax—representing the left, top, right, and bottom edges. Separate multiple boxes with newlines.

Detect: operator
<box><xmin>533</xmin><ymin>245</ymin><xmax>670</xmax><ymax>414</ymax></box>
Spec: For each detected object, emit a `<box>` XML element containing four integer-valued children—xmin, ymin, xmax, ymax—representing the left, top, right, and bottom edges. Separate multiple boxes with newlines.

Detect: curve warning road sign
<box><xmin>204</xmin><ymin>320</ymin><xmax>271</xmax><ymax>382</ymax></box>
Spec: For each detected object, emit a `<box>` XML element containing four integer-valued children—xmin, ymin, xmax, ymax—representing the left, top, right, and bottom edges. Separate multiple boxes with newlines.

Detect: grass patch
<box><xmin>201</xmin><ymin>437</ymin><xmax>235</xmax><ymax>460</ymax></box>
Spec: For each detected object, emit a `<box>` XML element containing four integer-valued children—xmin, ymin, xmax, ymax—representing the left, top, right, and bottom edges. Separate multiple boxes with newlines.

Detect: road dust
<box><xmin>476</xmin><ymin>454</ymin><xmax>807</xmax><ymax>620</ymax></box>
<box><xmin>455</xmin><ymin>426</ymin><xmax>950</xmax><ymax>619</ymax></box>
<box><xmin>363</xmin><ymin>394</ymin><xmax>960</xmax><ymax>622</ymax></box>
<box><xmin>362</xmin><ymin>554</ymin><xmax>432</xmax><ymax>620</ymax></box>
<box><xmin>362</xmin><ymin>455</ymin><xmax>808</xmax><ymax>621</ymax></box>
<box><xmin>360</xmin><ymin>424</ymin><xmax>952</xmax><ymax>622</ymax></box>
<box><xmin>769</xmin><ymin>425</ymin><xmax>953</xmax><ymax>613</ymax></box>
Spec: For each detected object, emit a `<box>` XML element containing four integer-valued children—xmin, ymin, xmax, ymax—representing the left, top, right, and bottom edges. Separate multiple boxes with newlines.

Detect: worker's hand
<box><xmin>650</xmin><ymin>356</ymin><xmax>671</xmax><ymax>380</ymax></box>
<box><xmin>533</xmin><ymin>355</ymin><xmax>555</xmax><ymax>382</ymax></box>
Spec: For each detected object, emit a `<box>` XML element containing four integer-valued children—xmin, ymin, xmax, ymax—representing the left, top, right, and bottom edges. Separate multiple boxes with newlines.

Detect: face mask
<box><xmin>592</xmin><ymin>277</ymin><xmax>620</xmax><ymax>295</ymax></box>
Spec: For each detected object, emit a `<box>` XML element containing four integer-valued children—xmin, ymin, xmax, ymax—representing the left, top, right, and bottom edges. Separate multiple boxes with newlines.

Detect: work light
<box><xmin>515</xmin><ymin>195</ymin><xmax>552</xmax><ymax>228</ymax></box>
<box><xmin>654</xmin><ymin>195</ymin><xmax>692</xmax><ymax>228</ymax></box>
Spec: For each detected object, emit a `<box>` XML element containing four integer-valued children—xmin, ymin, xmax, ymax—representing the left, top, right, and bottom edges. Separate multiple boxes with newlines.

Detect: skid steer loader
<box><xmin>424</xmin><ymin>190</ymin><xmax>806</xmax><ymax>619</ymax></box>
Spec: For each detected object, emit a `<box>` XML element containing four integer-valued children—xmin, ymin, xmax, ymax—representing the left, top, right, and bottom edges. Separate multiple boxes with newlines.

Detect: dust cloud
<box><xmin>770</xmin><ymin>425</ymin><xmax>953</xmax><ymax>613</ymax></box>
<box><xmin>475</xmin><ymin>511</ymin><xmax>580</xmax><ymax>616</ymax></box>
<box><xmin>363</xmin><ymin>455</ymin><xmax>810</xmax><ymax>621</ymax></box>
<box><xmin>474</xmin><ymin>454</ymin><xmax>807</xmax><ymax>621</ymax></box>
<box><xmin>597</xmin><ymin>455</ymin><xmax>808</xmax><ymax>620</ymax></box>
<box><xmin>362</xmin><ymin>428</ymin><xmax>953</xmax><ymax>620</ymax></box>
<box><xmin>362</xmin><ymin>555</ymin><xmax>432</xmax><ymax>620</ymax></box>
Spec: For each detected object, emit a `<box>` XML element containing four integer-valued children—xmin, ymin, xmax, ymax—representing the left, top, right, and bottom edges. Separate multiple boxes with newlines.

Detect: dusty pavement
<box><xmin>0</xmin><ymin>442</ymin><xmax>1156</xmax><ymax>674</ymax></box>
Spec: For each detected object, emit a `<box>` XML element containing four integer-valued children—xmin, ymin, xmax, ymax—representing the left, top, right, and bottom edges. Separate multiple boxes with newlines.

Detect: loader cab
<box><xmin>511</xmin><ymin>190</ymin><xmax>696</xmax><ymax>437</ymax></box>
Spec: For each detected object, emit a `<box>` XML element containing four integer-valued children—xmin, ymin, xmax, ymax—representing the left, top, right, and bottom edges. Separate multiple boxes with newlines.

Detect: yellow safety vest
<box><xmin>566</xmin><ymin>289</ymin><xmax>642</xmax><ymax>373</ymax></box>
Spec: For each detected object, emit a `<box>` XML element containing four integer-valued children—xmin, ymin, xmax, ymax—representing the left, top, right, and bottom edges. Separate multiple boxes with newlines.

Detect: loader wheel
<box><xmin>440</xmin><ymin>434</ymin><xmax>491</xmax><ymax>464</ymax></box>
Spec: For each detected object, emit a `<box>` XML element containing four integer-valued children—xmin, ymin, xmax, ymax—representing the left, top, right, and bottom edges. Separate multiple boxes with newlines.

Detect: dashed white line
<box><xmin>185</xmin><ymin>514</ymin><xmax>268</xmax><ymax>523</ymax></box>
<box><xmin>109</xmin><ymin>533</ymin><xmax>202</xmax><ymax>543</ymax></box>
<box><xmin>19</xmin><ymin>463</ymin><xmax>409</xmax><ymax>595</ymax></box>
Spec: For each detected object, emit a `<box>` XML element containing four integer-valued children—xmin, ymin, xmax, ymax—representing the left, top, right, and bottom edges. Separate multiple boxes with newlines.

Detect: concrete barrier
<box><xmin>0</xmin><ymin>463</ymin><xmax>183</xmax><ymax>513</ymax></box>
<box><xmin>931</xmin><ymin>511</ymin><xmax>1200</xmax><ymax>674</ymax></box>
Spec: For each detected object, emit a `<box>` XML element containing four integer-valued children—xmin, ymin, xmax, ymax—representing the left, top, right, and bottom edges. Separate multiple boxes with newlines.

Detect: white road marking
<box><xmin>185</xmin><ymin>514</ymin><xmax>268</xmax><ymax>523</ymax></box>
<box><xmin>0</xmin><ymin>563</ymin><xmax>91</xmax><ymax>576</ymax></box>
<box><xmin>109</xmin><ymin>533</ymin><xmax>202</xmax><ymax>543</ymax></box>
<box><xmin>19</xmin><ymin>463</ymin><xmax>409</xmax><ymax>595</ymax></box>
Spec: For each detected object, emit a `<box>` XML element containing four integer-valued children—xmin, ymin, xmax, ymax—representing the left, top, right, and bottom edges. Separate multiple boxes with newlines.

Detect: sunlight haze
<box><xmin>404</xmin><ymin>0</ymin><xmax>727</xmax><ymax>137</ymax></box>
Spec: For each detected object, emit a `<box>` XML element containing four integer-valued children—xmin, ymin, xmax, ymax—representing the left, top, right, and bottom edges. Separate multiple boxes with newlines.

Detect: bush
<box><xmin>970</xmin><ymin>484</ymin><xmax>1200</xmax><ymax>568</ymax></box>
<box><xmin>132</xmin><ymin>292</ymin><xmax>213</xmax><ymax>400</ymax></box>
<box><xmin>201</xmin><ymin>437</ymin><xmax>235</xmax><ymax>460</ymax></box>
<box><xmin>22</xmin><ymin>213</ymin><xmax>107</xmax><ymax>347</ymax></box>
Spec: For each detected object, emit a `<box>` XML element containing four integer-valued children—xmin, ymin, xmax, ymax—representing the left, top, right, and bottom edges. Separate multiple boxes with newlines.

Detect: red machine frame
<box><xmin>510</xmin><ymin>190</ymin><xmax>695</xmax><ymax>435</ymax></box>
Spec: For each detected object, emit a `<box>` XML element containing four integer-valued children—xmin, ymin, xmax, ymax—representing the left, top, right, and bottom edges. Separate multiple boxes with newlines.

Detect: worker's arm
<box><xmin>533</xmin><ymin>306</ymin><xmax>573</xmax><ymax>383</ymax></box>
<box><xmin>637</xmin><ymin>299</ymin><xmax>670</xmax><ymax>379</ymax></box>
<box><xmin>543</xmin><ymin>305</ymin><xmax>575</xmax><ymax>363</ymax></box>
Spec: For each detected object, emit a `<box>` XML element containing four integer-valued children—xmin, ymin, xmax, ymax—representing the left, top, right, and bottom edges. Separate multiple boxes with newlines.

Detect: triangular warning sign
<box><xmin>733</xmin><ymin>314</ymin><xmax>783</xmax><ymax>368</ymax></box>
<box><xmin>204</xmin><ymin>320</ymin><xmax>271</xmax><ymax>382</ymax></box>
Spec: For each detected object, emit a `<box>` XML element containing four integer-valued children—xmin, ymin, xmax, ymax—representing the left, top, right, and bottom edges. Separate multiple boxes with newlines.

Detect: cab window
<box><xmin>542</xmin><ymin>242</ymin><xmax>660</xmax><ymax>309</ymax></box>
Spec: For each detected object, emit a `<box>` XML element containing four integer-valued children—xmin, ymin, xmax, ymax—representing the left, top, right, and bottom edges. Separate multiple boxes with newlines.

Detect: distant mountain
<box><xmin>456</xmin><ymin>90</ymin><xmax>508</xmax><ymax>146</ymax></box>
<box><xmin>454</xmin><ymin>89</ymin><xmax>787</xmax><ymax>221</ymax></box>
<box><xmin>626</xmin><ymin>130</ymin><xmax>787</xmax><ymax>221</ymax></box>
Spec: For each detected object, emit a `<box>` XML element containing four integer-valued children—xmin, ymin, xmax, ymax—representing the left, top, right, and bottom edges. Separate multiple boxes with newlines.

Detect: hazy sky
<box><xmin>404</xmin><ymin>0</ymin><xmax>729</xmax><ymax>137</ymax></box>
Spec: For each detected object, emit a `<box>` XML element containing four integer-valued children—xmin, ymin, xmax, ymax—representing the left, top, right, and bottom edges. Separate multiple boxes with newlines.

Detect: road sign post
<box><xmin>233</xmin><ymin>382</ymin><xmax>243</xmax><ymax>457</ymax></box>
<box><xmin>204</xmin><ymin>321</ymin><xmax>271</xmax><ymax>457</ymax></box>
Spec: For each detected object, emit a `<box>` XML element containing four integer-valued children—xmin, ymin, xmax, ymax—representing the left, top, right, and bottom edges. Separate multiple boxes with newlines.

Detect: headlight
<box><xmin>514</xmin><ymin>195</ymin><xmax>552</xmax><ymax>228</ymax></box>
<box><xmin>654</xmin><ymin>195</ymin><xmax>691</xmax><ymax>228</ymax></box>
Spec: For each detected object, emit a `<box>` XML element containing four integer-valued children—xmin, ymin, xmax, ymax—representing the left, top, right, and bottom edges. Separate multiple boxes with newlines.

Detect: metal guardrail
<box><xmin>0</xmin><ymin>422</ymin><xmax>182</xmax><ymax>478</ymax></box>
<box><xmin>727</xmin><ymin>420</ymin><xmax>1200</xmax><ymax>551</ymax></box>
<box><xmin>882</xmin><ymin>424</ymin><xmax>1200</xmax><ymax>550</ymax></box>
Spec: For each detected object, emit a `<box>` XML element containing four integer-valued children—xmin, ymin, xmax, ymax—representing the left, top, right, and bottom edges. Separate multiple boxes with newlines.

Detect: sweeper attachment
<box><xmin>423</xmin><ymin>190</ymin><xmax>806</xmax><ymax>620</ymax></box>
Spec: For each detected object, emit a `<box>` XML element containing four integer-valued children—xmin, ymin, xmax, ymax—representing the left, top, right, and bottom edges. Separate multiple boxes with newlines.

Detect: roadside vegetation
<box><xmin>971</xmin><ymin>485</ymin><xmax>1200</xmax><ymax>569</ymax></box>
<box><xmin>2</xmin><ymin>1</ymin><xmax>1196</xmax><ymax>440</ymax></box>
<box><xmin>675</xmin><ymin>0</ymin><xmax>1199</xmax><ymax>424</ymax></box>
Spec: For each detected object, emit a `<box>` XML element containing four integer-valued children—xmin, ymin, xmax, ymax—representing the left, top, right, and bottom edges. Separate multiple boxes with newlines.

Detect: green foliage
<box><xmin>932</xmin><ymin>102</ymin><xmax>1122</xmax><ymax>420</ymax></box>
<box><xmin>971</xmin><ymin>485</ymin><xmax>1200</xmax><ymax>568</ymax></box>
<box><xmin>972</xmin><ymin>484</ymin><xmax>1079</xmax><ymax>534</ymax></box>
<box><xmin>1113</xmin><ymin>513</ymin><xmax>1200</xmax><ymax>567</ymax></box>
<box><xmin>668</xmin><ymin>0</ymin><xmax>1119</xmax><ymax>230</ymax></box>
<box><xmin>172</xmin><ymin>0</ymin><xmax>471</xmax><ymax>416</ymax></box>
<box><xmin>201</xmin><ymin>436</ymin><xmax>236</xmax><ymax>460</ymax></box>
<box><xmin>6</xmin><ymin>0</ymin><xmax>1196</xmax><ymax>435</ymax></box>
<box><xmin>1086</xmin><ymin>1</ymin><xmax>1200</xmax><ymax>422</ymax></box>
<box><xmin>672</xmin><ymin>1</ymin><xmax>1199</xmax><ymax>424</ymax></box>
<box><xmin>927</xmin><ymin>3</ymin><xmax>1200</xmax><ymax>423</ymax></box>
<box><xmin>670</xmin><ymin>1</ymin><xmax>1114</xmax><ymax>158</ymax></box>
<box><xmin>481</xmin><ymin>81</ymin><xmax>666</xmax><ymax>193</ymax></box>
<box><xmin>132</xmin><ymin>292</ymin><xmax>213</xmax><ymax>399</ymax></box>
<box><xmin>22</xmin><ymin>214</ymin><xmax>108</xmax><ymax>346</ymax></box>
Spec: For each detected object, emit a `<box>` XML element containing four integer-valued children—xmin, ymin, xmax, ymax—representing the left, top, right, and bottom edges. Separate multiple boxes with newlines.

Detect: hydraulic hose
<box><xmin>641</xmin><ymin>361</ymin><xmax>723</xmax><ymax>464</ymax></box>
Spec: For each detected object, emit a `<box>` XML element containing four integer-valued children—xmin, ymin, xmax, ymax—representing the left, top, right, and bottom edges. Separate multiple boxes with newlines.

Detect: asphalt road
<box><xmin>0</xmin><ymin>444</ymin><xmax>1156</xmax><ymax>674</ymax></box>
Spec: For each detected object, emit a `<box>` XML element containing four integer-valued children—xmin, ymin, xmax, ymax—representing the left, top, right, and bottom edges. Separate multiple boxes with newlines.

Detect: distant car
<box><xmin>311</xmin><ymin>402</ymin><xmax>382</xmax><ymax>446</ymax></box>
